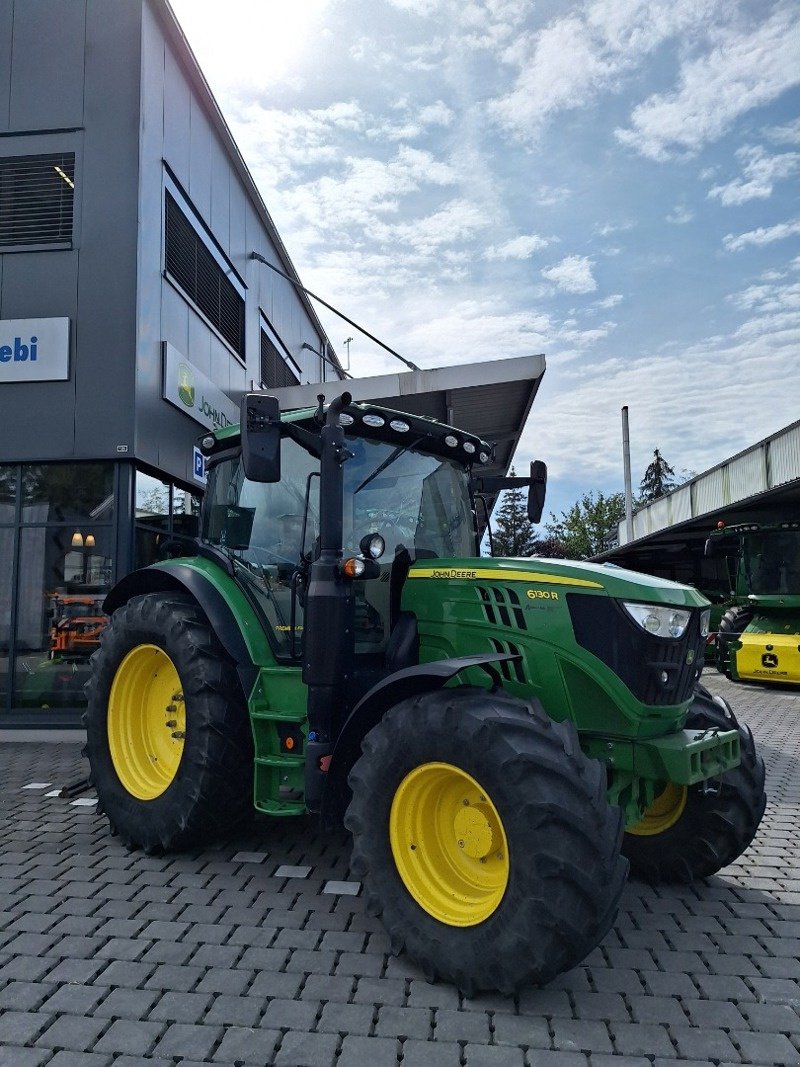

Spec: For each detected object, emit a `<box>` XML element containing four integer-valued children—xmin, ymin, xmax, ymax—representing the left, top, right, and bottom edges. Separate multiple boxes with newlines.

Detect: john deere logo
<box><xmin>762</xmin><ymin>652</ymin><xmax>779</xmax><ymax>669</ymax></box>
<box><xmin>178</xmin><ymin>363</ymin><xmax>195</xmax><ymax>408</ymax></box>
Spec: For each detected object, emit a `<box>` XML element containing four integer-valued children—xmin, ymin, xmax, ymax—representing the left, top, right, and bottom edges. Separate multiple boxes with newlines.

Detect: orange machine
<box><xmin>49</xmin><ymin>594</ymin><xmax>107</xmax><ymax>659</ymax></box>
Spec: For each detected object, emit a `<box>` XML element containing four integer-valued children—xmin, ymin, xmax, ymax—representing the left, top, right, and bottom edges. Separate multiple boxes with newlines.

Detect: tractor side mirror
<box><xmin>527</xmin><ymin>460</ymin><xmax>547</xmax><ymax>523</ymax></box>
<box><xmin>241</xmin><ymin>393</ymin><xmax>281</xmax><ymax>483</ymax></box>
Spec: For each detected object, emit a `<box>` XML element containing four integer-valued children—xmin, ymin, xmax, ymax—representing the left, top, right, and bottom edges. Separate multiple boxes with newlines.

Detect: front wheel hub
<box><xmin>107</xmin><ymin>644</ymin><xmax>186</xmax><ymax>800</ymax></box>
<box><xmin>389</xmin><ymin>762</ymin><xmax>509</xmax><ymax>927</ymax></box>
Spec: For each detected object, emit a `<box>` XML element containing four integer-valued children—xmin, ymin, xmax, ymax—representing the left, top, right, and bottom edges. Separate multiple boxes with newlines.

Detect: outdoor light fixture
<box><xmin>85</xmin><ymin>534</ymin><xmax>96</xmax><ymax>548</ymax></box>
<box><xmin>71</xmin><ymin>531</ymin><xmax>83</xmax><ymax>548</ymax></box>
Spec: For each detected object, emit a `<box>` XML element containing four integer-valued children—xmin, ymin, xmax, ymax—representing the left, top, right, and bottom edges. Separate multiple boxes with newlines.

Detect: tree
<box><xmin>639</xmin><ymin>449</ymin><xmax>676</xmax><ymax>503</ymax></box>
<box><xmin>545</xmin><ymin>490</ymin><xmax>626</xmax><ymax>559</ymax></box>
<box><xmin>491</xmin><ymin>468</ymin><xmax>535</xmax><ymax>557</ymax></box>
<box><xmin>529</xmin><ymin>535</ymin><xmax>573</xmax><ymax>558</ymax></box>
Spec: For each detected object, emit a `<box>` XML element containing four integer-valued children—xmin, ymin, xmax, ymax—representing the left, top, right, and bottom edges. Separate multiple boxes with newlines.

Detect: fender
<box><xmin>103</xmin><ymin>561</ymin><xmax>273</xmax><ymax>694</ymax></box>
<box><xmin>321</xmin><ymin>652</ymin><xmax>521</xmax><ymax>824</ymax></box>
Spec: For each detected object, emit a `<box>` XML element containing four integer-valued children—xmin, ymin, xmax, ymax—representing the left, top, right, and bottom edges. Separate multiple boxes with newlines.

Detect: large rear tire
<box><xmin>345</xmin><ymin>688</ymin><xmax>628</xmax><ymax>994</ymax></box>
<box><xmin>622</xmin><ymin>688</ymin><xmax>766</xmax><ymax>882</ymax></box>
<box><xmin>715</xmin><ymin>606</ymin><xmax>754</xmax><ymax>678</ymax></box>
<box><xmin>84</xmin><ymin>592</ymin><xmax>253</xmax><ymax>852</ymax></box>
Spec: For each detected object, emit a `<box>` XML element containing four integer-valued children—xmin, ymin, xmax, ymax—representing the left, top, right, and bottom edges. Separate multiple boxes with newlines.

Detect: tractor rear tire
<box><xmin>622</xmin><ymin>688</ymin><xmax>765</xmax><ymax>882</ymax></box>
<box><xmin>715</xmin><ymin>606</ymin><xmax>754</xmax><ymax>677</ymax></box>
<box><xmin>345</xmin><ymin>687</ymin><xmax>628</xmax><ymax>994</ymax></box>
<box><xmin>84</xmin><ymin>592</ymin><xmax>253</xmax><ymax>853</ymax></box>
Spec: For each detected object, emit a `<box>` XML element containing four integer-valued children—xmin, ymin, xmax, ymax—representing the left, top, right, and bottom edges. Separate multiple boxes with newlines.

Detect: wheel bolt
<box><xmin>166</xmin><ymin>704</ymin><xmax>177</xmax><ymax>714</ymax></box>
<box><xmin>171</xmin><ymin>731</ymin><xmax>185</xmax><ymax>740</ymax></box>
<box><xmin>172</xmin><ymin>692</ymin><xmax>184</xmax><ymax>702</ymax></box>
<box><xmin>165</xmin><ymin>719</ymin><xmax>177</xmax><ymax>728</ymax></box>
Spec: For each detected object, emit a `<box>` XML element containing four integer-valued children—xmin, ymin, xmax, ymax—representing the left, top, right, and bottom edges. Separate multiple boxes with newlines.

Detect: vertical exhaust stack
<box><xmin>303</xmin><ymin>391</ymin><xmax>353</xmax><ymax>812</ymax></box>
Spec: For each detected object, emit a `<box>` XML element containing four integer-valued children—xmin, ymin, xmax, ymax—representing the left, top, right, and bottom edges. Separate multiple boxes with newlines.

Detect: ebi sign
<box><xmin>0</xmin><ymin>318</ymin><xmax>70</xmax><ymax>382</ymax></box>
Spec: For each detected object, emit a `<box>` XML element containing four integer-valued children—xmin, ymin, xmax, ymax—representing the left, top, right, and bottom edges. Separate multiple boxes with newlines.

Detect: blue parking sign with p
<box><xmin>193</xmin><ymin>446</ymin><xmax>207</xmax><ymax>485</ymax></box>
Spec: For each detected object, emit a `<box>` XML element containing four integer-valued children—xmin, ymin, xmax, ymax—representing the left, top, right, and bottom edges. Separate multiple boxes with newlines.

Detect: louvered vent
<box><xmin>0</xmin><ymin>153</ymin><xmax>75</xmax><ymax>247</ymax></box>
<box><xmin>165</xmin><ymin>191</ymin><xmax>245</xmax><ymax>356</ymax></box>
<box><xmin>489</xmin><ymin>638</ymin><xmax>527</xmax><ymax>683</ymax></box>
<box><xmin>261</xmin><ymin>329</ymin><xmax>299</xmax><ymax>389</ymax></box>
<box><xmin>477</xmin><ymin>585</ymin><xmax>527</xmax><ymax>629</ymax></box>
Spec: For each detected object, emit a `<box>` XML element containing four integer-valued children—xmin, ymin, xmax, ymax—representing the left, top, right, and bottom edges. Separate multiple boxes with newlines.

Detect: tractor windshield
<box><xmin>343</xmin><ymin>436</ymin><xmax>476</xmax><ymax>562</ymax></box>
<box><xmin>742</xmin><ymin>530</ymin><xmax>800</xmax><ymax>595</ymax></box>
<box><xmin>201</xmin><ymin>431</ymin><xmax>475</xmax><ymax>657</ymax></box>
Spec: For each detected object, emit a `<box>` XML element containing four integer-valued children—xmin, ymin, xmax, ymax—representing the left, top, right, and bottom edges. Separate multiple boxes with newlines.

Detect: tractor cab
<box><xmin>198</xmin><ymin>394</ymin><xmax>542</xmax><ymax>684</ymax></box>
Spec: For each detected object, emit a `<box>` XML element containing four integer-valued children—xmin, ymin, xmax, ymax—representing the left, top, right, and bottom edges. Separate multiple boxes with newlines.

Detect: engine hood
<box><xmin>407</xmin><ymin>556</ymin><xmax>709</xmax><ymax>609</ymax></box>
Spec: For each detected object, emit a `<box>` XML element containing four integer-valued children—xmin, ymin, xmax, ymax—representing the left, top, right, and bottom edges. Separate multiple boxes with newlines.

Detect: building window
<box><xmin>0</xmin><ymin>152</ymin><xmax>75</xmax><ymax>247</ymax></box>
<box><xmin>260</xmin><ymin>320</ymin><xmax>300</xmax><ymax>389</ymax></box>
<box><xmin>164</xmin><ymin>189</ymin><xmax>245</xmax><ymax>357</ymax></box>
<box><xmin>0</xmin><ymin>462</ymin><xmax>115</xmax><ymax>716</ymax></box>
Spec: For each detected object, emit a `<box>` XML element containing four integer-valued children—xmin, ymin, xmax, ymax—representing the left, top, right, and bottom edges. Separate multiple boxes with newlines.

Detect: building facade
<box><xmin>0</xmin><ymin>0</ymin><xmax>341</xmax><ymax>723</ymax></box>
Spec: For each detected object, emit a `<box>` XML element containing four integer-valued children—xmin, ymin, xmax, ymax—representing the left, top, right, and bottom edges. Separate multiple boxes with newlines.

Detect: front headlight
<box><xmin>700</xmin><ymin>608</ymin><xmax>711</xmax><ymax>638</ymax></box>
<box><xmin>622</xmin><ymin>602</ymin><xmax>691</xmax><ymax>639</ymax></box>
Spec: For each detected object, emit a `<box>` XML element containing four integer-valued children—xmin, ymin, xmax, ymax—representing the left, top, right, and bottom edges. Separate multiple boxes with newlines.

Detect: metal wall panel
<box><xmin>8</xmin><ymin>1</ymin><xmax>86</xmax><ymax>131</ymax></box>
<box><xmin>769</xmin><ymin>424</ymin><xmax>800</xmax><ymax>487</ymax></box>
<box><xmin>0</xmin><ymin>2</ymin><xmax>13</xmax><ymax>129</ymax></box>
<box><xmin>647</xmin><ymin>496</ymin><xmax>670</xmax><ymax>533</ymax></box>
<box><xmin>670</xmin><ymin>485</ymin><xmax>692</xmax><ymax>525</ymax></box>
<box><xmin>729</xmin><ymin>448</ymin><xmax>767</xmax><ymax>503</ymax></box>
<box><xmin>0</xmin><ymin>250</ymin><xmax>80</xmax><ymax>456</ymax></box>
<box><xmin>73</xmin><ymin>1</ymin><xmax>142</xmax><ymax>458</ymax></box>
<box><xmin>693</xmin><ymin>468</ymin><xmax>727</xmax><ymax>513</ymax></box>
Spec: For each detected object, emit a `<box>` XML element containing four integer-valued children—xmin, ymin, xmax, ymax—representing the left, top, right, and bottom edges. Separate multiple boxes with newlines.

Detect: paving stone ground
<box><xmin>0</xmin><ymin>673</ymin><xmax>798</xmax><ymax>1066</ymax></box>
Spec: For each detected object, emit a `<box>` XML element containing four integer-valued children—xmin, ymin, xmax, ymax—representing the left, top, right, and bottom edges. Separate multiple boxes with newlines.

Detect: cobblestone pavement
<box><xmin>1</xmin><ymin>673</ymin><xmax>798</xmax><ymax>1067</ymax></box>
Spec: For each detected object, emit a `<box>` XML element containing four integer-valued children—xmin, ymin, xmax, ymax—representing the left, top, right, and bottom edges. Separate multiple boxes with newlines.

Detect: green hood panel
<box><xmin>407</xmin><ymin>556</ymin><xmax>709</xmax><ymax>608</ymax></box>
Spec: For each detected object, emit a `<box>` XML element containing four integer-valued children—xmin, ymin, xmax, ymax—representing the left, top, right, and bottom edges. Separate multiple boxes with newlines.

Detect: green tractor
<box><xmin>707</xmin><ymin>520</ymin><xmax>800</xmax><ymax>686</ymax></box>
<box><xmin>85</xmin><ymin>391</ymin><xmax>766</xmax><ymax>993</ymax></box>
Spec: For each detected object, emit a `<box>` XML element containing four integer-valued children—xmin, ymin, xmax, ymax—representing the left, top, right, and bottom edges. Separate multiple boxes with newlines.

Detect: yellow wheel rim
<box><xmin>107</xmin><ymin>645</ymin><xmax>186</xmax><ymax>801</ymax></box>
<box><xmin>389</xmin><ymin>762</ymin><xmax>509</xmax><ymax>927</ymax></box>
<box><xmin>627</xmin><ymin>782</ymin><xmax>688</xmax><ymax>837</ymax></box>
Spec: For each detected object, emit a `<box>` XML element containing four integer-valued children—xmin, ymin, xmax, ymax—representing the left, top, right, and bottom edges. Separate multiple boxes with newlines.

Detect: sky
<box><xmin>169</xmin><ymin>0</ymin><xmax>800</xmax><ymax>526</ymax></box>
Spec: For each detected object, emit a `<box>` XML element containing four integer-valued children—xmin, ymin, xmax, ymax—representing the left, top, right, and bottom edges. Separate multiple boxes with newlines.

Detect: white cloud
<box><xmin>765</xmin><ymin>117</ymin><xmax>800</xmax><ymax>145</ymax></box>
<box><xmin>489</xmin><ymin>0</ymin><xmax>719</xmax><ymax>142</ymax></box>
<box><xmin>519</xmin><ymin>272</ymin><xmax>800</xmax><ymax>484</ymax></box>
<box><xmin>615</xmin><ymin>7</ymin><xmax>800</xmax><ymax>160</ymax></box>
<box><xmin>542</xmin><ymin>255</ymin><xmax>597</xmax><ymax>294</ymax></box>
<box><xmin>485</xmin><ymin>234</ymin><xmax>549</xmax><ymax>260</ymax></box>
<box><xmin>708</xmin><ymin>145</ymin><xmax>800</xmax><ymax>206</ymax></box>
<box><xmin>723</xmin><ymin>218</ymin><xmax>800</xmax><ymax>252</ymax></box>
<box><xmin>592</xmin><ymin>293</ymin><xmax>624</xmax><ymax>310</ymax></box>
<box><xmin>666</xmin><ymin>205</ymin><xmax>693</xmax><ymax>224</ymax></box>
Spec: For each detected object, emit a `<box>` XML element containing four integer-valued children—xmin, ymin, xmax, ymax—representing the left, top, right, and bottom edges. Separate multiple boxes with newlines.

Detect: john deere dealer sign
<box><xmin>162</xmin><ymin>342</ymin><xmax>238</xmax><ymax>432</ymax></box>
<box><xmin>0</xmin><ymin>317</ymin><xmax>69</xmax><ymax>382</ymax></box>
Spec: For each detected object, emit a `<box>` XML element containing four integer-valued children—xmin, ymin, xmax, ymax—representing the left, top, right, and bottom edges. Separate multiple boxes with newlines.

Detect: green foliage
<box><xmin>492</xmin><ymin>468</ymin><xmax>535</xmax><ymax>557</ymax></box>
<box><xmin>639</xmin><ymin>448</ymin><xmax>676</xmax><ymax>503</ymax></box>
<box><xmin>545</xmin><ymin>490</ymin><xmax>626</xmax><ymax>559</ymax></box>
<box><xmin>529</xmin><ymin>535</ymin><xmax>574</xmax><ymax>558</ymax></box>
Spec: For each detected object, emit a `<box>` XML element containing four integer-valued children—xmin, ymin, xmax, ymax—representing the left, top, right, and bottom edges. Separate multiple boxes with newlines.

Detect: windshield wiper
<box><xmin>353</xmin><ymin>437</ymin><xmax>424</xmax><ymax>495</ymax></box>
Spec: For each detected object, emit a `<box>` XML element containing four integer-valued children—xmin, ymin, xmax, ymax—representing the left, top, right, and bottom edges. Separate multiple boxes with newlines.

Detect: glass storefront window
<box><xmin>0</xmin><ymin>526</ymin><xmax>12</xmax><ymax>708</ymax></box>
<box><xmin>0</xmin><ymin>464</ymin><xmax>18</xmax><ymax>507</ymax></box>
<box><xmin>13</xmin><ymin>525</ymin><xmax>112</xmax><ymax>711</ymax></box>
<box><xmin>21</xmin><ymin>463</ymin><xmax>114</xmax><ymax>523</ymax></box>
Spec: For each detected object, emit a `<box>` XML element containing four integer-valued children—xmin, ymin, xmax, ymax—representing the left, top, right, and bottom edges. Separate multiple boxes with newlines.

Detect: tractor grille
<box><xmin>567</xmin><ymin>595</ymin><xmax>704</xmax><ymax>706</ymax></box>
<box><xmin>489</xmin><ymin>638</ymin><xmax>527</xmax><ymax>683</ymax></box>
<box><xmin>477</xmin><ymin>585</ymin><xmax>526</xmax><ymax>630</ymax></box>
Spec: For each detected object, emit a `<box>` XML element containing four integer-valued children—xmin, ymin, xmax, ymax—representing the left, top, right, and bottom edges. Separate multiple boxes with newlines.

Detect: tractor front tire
<box><xmin>715</xmin><ymin>606</ymin><xmax>754</xmax><ymax>678</ymax></box>
<box><xmin>345</xmin><ymin>688</ymin><xmax>628</xmax><ymax>994</ymax></box>
<box><xmin>622</xmin><ymin>688</ymin><xmax>766</xmax><ymax>882</ymax></box>
<box><xmin>84</xmin><ymin>592</ymin><xmax>253</xmax><ymax>853</ymax></box>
